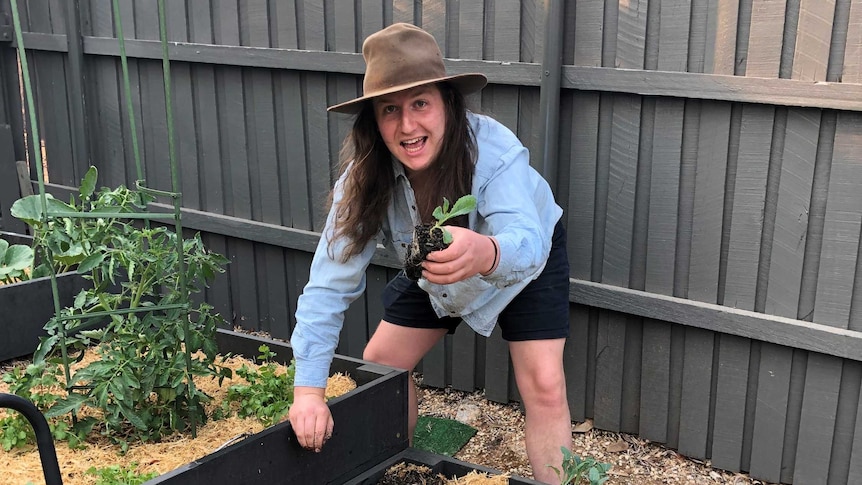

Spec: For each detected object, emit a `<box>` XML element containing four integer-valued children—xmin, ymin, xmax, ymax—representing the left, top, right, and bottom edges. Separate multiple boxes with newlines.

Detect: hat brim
<box><xmin>327</xmin><ymin>73</ymin><xmax>488</xmax><ymax>114</ymax></box>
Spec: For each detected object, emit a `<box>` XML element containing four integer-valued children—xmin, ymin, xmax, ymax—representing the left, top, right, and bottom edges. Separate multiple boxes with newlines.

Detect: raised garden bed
<box><xmin>147</xmin><ymin>328</ymin><xmax>410</xmax><ymax>484</ymax></box>
<box><xmin>2</xmin><ymin>328</ymin><xmax>409</xmax><ymax>484</ymax></box>
<box><xmin>5</xmin><ymin>326</ymin><xmax>540</xmax><ymax>485</ymax></box>
<box><xmin>0</xmin><ymin>232</ymin><xmax>90</xmax><ymax>363</ymax></box>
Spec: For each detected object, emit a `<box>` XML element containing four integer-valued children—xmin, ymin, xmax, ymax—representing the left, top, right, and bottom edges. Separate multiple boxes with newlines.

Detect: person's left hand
<box><xmin>422</xmin><ymin>226</ymin><xmax>496</xmax><ymax>284</ymax></box>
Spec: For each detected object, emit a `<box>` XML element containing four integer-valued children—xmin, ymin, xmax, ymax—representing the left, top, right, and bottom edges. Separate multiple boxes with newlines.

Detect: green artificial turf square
<box><xmin>412</xmin><ymin>415</ymin><xmax>477</xmax><ymax>456</ymax></box>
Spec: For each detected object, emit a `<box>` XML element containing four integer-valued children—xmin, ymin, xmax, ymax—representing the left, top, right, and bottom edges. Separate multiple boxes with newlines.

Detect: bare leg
<box><xmin>509</xmin><ymin>338</ymin><xmax>571</xmax><ymax>485</ymax></box>
<box><xmin>363</xmin><ymin>321</ymin><xmax>448</xmax><ymax>443</ymax></box>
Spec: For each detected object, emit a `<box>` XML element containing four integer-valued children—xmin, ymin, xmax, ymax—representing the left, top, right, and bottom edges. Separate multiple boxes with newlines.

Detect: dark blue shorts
<box><xmin>381</xmin><ymin>221</ymin><xmax>570</xmax><ymax>341</ymax></box>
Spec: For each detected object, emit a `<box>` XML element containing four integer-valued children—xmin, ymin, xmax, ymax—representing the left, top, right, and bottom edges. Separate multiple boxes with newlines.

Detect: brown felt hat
<box><xmin>327</xmin><ymin>23</ymin><xmax>488</xmax><ymax>114</ymax></box>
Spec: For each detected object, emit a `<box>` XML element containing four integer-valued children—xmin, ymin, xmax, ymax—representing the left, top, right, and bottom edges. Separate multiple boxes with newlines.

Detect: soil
<box><xmin>376</xmin><ymin>461</ymin><xmax>509</xmax><ymax>485</ymax></box>
<box><xmin>405</xmin><ymin>223</ymin><xmax>449</xmax><ymax>280</ymax></box>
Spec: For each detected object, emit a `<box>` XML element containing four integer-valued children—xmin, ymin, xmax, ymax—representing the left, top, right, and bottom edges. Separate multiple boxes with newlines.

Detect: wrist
<box><xmin>482</xmin><ymin>236</ymin><xmax>499</xmax><ymax>276</ymax></box>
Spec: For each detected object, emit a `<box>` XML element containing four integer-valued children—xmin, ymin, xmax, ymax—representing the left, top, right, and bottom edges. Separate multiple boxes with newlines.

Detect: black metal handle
<box><xmin>0</xmin><ymin>393</ymin><xmax>63</xmax><ymax>485</ymax></box>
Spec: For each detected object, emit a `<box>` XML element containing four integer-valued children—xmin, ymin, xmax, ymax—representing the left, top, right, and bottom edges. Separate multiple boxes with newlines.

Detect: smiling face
<box><xmin>373</xmin><ymin>84</ymin><xmax>447</xmax><ymax>175</ymax></box>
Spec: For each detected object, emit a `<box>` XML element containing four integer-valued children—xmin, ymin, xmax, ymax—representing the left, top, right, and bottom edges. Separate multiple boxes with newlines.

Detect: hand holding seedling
<box><xmin>422</xmin><ymin>226</ymin><xmax>498</xmax><ymax>284</ymax></box>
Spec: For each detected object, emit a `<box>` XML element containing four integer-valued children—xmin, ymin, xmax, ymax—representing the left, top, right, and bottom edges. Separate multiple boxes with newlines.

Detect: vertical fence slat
<box><xmin>746</xmin><ymin>0</ymin><xmax>787</xmax><ymax>78</ymax></box>
<box><xmin>678</xmin><ymin>327</ymin><xmax>714</xmax><ymax>460</ymax></box>
<box><xmin>710</xmin><ymin>334</ymin><xmax>751</xmax><ymax>472</ymax></box>
<box><xmin>792</xmin><ymin>353</ymin><xmax>842</xmax><ymax>484</ymax></box>
<box><xmin>848</xmin><ymin>366</ymin><xmax>862</xmax><ymax>483</ymax></box>
<box><xmin>749</xmin><ymin>343</ymin><xmax>793</xmax><ymax>483</ymax></box>
<box><xmin>793</xmin><ymin>0</ymin><xmax>835</xmax><ymax>81</ymax></box>
<box><xmin>844</xmin><ymin>2</ymin><xmax>862</xmax><ymax>83</ymax></box>
<box><xmin>639</xmin><ymin>98</ymin><xmax>684</xmax><ymax>443</ymax></box>
<box><xmin>817</xmin><ymin>112</ymin><xmax>862</xmax><ymax>328</ymax></box>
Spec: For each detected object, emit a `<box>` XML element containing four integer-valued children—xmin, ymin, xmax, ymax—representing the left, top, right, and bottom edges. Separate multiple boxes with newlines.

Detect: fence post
<box><xmin>537</xmin><ymin>0</ymin><xmax>564</xmax><ymax>186</ymax></box>
<box><xmin>63</xmin><ymin>0</ymin><xmax>89</xmax><ymax>174</ymax></box>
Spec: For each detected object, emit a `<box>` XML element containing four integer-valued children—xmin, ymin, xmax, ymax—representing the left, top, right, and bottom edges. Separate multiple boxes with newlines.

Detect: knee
<box><xmin>362</xmin><ymin>344</ymin><xmax>382</xmax><ymax>364</ymax></box>
<box><xmin>519</xmin><ymin>371</ymin><xmax>568</xmax><ymax>409</ymax></box>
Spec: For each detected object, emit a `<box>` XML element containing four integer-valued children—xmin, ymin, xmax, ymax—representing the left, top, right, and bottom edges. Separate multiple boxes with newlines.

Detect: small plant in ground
<box><xmin>85</xmin><ymin>462</ymin><xmax>158</xmax><ymax>485</ymax></box>
<box><xmin>404</xmin><ymin>194</ymin><xmax>477</xmax><ymax>280</ymax></box>
<box><xmin>224</xmin><ymin>344</ymin><xmax>295</xmax><ymax>427</ymax></box>
<box><xmin>549</xmin><ymin>447</ymin><xmax>611</xmax><ymax>485</ymax></box>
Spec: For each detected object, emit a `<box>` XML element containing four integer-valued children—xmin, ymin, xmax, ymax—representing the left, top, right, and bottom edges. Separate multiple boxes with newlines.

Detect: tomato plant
<box><xmin>2</xmin><ymin>166</ymin><xmax>232</xmax><ymax>450</ymax></box>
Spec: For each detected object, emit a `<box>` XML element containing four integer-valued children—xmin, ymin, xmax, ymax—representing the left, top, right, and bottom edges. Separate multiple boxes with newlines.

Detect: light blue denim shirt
<box><xmin>291</xmin><ymin>112</ymin><xmax>563</xmax><ymax>388</ymax></box>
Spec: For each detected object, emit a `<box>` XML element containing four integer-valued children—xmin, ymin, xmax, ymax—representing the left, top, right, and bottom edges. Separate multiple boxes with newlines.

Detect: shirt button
<box><xmin>442</xmin><ymin>293</ymin><xmax>447</xmax><ymax>298</ymax></box>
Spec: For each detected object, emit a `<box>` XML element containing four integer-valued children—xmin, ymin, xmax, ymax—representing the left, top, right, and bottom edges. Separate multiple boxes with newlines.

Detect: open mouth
<box><xmin>401</xmin><ymin>136</ymin><xmax>427</xmax><ymax>154</ymax></box>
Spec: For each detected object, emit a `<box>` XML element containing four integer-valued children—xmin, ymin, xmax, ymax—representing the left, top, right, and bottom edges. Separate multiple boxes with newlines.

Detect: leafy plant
<box><xmin>549</xmin><ymin>447</ymin><xmax>612</xmax><ymax>485</ymax></box>
<box><xmin>85</xmin><ymin>462</ymin><xmax>159</xmax><ymax>485</ymax></box>
<box><xmin>225</xmin><ymin>345</ymin><xmax>295</xmax><ymax>427</ymax></box>
<box><xmin>0</xmin><ymin>238</ymin><xmax>33</xmax><ymax>284</ymax></box>
<box><xmin>8</xmin><ymin>166</ymin><xmax>232</xmax><ymax>448</ymax></box>
<box><xmin>0</xmin><ymin>362</ymin><xmax>91</xmax><ymax>449</ymax></box>
<box><xmin>430</xmin><ymin>195</ymin><xmax>477</xmax><ymax>244</ymax></box>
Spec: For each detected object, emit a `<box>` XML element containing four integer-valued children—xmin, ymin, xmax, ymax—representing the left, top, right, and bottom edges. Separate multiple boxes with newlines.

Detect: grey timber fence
<box><xmin>0</xmin><ymin>2</ymin><xmax>860</xmax><ymax>484</ymax></box>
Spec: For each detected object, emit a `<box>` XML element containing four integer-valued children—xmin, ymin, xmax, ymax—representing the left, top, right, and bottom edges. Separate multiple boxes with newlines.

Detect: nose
<box><xmin>400</xmin><ymin>109</ymin><xmax>416</xmax><ymax>132</ymax></box>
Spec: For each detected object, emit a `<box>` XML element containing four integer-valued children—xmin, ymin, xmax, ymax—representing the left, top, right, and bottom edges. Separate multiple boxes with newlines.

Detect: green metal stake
<box><xmin>157</xmin><ymin>0</ymin><xmax>197</xmax><ymax>437</ymax></box>
<box><xmin>8</xmin><ymin>0</ymin><xmax>73</xmax><ymax>388</ymax></box>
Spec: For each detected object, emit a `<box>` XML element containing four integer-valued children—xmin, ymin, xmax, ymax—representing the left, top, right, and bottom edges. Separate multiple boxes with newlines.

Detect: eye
<box><xmin>382</xmin><ymin>105</ymin><xmax>397</xmax><ymax>114</ymax></box>
<box><xmin>414</xmin><ymin>99</ymin><xmax>428</xmax><ymax>109</ymax></box>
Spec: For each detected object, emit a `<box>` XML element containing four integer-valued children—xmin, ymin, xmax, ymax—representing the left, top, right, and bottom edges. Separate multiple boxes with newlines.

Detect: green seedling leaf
<box><xmin>80</xmin><ymin>166</ymin><xmax>98</xmax><ymax>201</ymax></box>
<box><xmin>430</xmin><ymin>195</ymin><xmax>477</xmax><ymax>245</ymax></box>
<box><xmin>448</xmin><ymin>194</ymin><xmax>477</xmax><ymax>219</ymax></box>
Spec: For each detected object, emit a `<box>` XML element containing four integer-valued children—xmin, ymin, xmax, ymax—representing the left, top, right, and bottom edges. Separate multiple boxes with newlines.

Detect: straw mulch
<box><xmin>0</xmin><ymin>351</ymin><xmax>355</xmax><ymax>485</ymax></box>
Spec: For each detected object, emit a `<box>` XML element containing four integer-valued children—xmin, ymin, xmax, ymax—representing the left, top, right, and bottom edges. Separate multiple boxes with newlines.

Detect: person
<box><xmin>287</xmin><ymin>22</ymin><xmax>572</xmax><ymax>484</ymax></box>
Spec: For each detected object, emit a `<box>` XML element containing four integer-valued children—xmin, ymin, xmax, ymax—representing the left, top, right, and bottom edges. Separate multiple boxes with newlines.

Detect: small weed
<box><xmin>549</xmin><ymin>447</ymin><xmax>612</xmax><ymax>485</ymax></box>
<box><xmin>85</xmin><ymin>462</ymin><xmax>158</xmax><ymax>485</ymax></box>
<box><xmin>225</xmin><ymin>345</ymin><xmax>295</xmax><ymax>427</ymax></box>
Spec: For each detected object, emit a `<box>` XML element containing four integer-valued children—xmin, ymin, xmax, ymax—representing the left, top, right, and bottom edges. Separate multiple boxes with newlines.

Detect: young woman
<box><xmin>288</xmin><ymin>23</ymin><xmax>572</xmax><ymax>484</ymax></box>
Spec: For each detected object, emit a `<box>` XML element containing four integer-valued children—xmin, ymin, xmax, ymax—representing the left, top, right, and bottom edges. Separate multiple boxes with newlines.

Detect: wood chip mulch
<box><xmin>415</xmin><ymin>374</ymin><xmax>776</xmax><ymax>485</ymax></box>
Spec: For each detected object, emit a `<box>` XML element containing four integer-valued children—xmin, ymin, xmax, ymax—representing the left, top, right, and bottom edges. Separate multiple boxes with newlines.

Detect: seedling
<box><xmin>431</xmin><ymin>195</ymin><xmax>477</xmax><ymax>244</ymax></box>
<box><xmin>548</xmin><ymin>447</ymin><xmax>611</xmax><ymax>485</ymax></box>
<box><xmin>403</xmin><ymin>194</ymin><xmax>477</xmax><ymax>280</ymax></box>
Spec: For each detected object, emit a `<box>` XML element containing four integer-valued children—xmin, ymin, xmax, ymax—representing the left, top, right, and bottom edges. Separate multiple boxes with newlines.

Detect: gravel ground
<box><xmin>416</xmin><ymin>374</ymin><xmax>775</xmax><ymax>485</ymax></box>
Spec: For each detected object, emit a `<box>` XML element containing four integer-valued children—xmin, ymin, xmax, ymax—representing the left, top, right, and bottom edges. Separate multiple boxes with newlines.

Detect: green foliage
<box><xmin>225</xmin><ymin>345</ymin><xmax>295</xmax><ymax>427</ymax></box>
<box><xmin>7</xmin><ymin>166</ymin><xmax>232</xmax><ymax>449</ymax></box>
<box><xmin>0</xmin><ymin>413</ymin><xmax>31</xmax><ymax>451</ymax></box>
<box><xmin>0</xmin><ymin>363</ymin><xmax>91</xmax><ymax>449</ymax></box>
<box><xmin>549</xmin><ymin>447</ymin><xmax>612</xmax><ymax>485</ymax></box>
<box><xmin>85</xmin><ymin>462</ymin><xmax>159</xmax><ymax>485</ymax></box>
<box><xmin>430</xmin><ymin>195</ymin><xmax>477</xmax><ymax>244</ymax></box>
<box><xmin>0</xmin><ymin>239</ymin><xmax>34</xmax><ymax>284</ymax></box>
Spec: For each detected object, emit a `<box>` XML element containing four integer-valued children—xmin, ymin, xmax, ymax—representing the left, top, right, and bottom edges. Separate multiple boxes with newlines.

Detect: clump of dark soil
<box><xmin>376</xmin><ymin>462</ymin><xmax>446</xmax><ymax>485</ymax></box>
<box><xmin>404</xmin><ymin>223</ymin><xmax>449</xmax><ymax>281</ymax></box>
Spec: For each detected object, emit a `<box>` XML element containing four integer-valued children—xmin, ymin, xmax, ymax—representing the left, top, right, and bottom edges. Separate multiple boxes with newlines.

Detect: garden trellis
<box><xmin>8</xmin><ymin>0</ymin><xmax>202</xmax><ymax>435</ymax></box>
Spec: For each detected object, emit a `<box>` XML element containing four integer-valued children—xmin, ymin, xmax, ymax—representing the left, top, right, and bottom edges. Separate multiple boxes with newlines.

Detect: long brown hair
<box><xmin>328</xmin><ymin>82</ymin><xmax>477</xmax><ymax>262</ymax></box>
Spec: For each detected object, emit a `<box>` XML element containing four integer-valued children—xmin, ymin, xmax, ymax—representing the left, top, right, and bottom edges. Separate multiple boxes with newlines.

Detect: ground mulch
<box><xmin>416</xmin><ymin>374</ymin><xmax>775</xmax><ymax>485</ymax></box>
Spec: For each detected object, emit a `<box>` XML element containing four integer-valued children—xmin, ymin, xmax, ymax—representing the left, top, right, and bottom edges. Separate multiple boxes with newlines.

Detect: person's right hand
<box><xmin>288</xmin><ymin>386</ymin><xmax>333</xmax><ymax>452</ymax></box>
